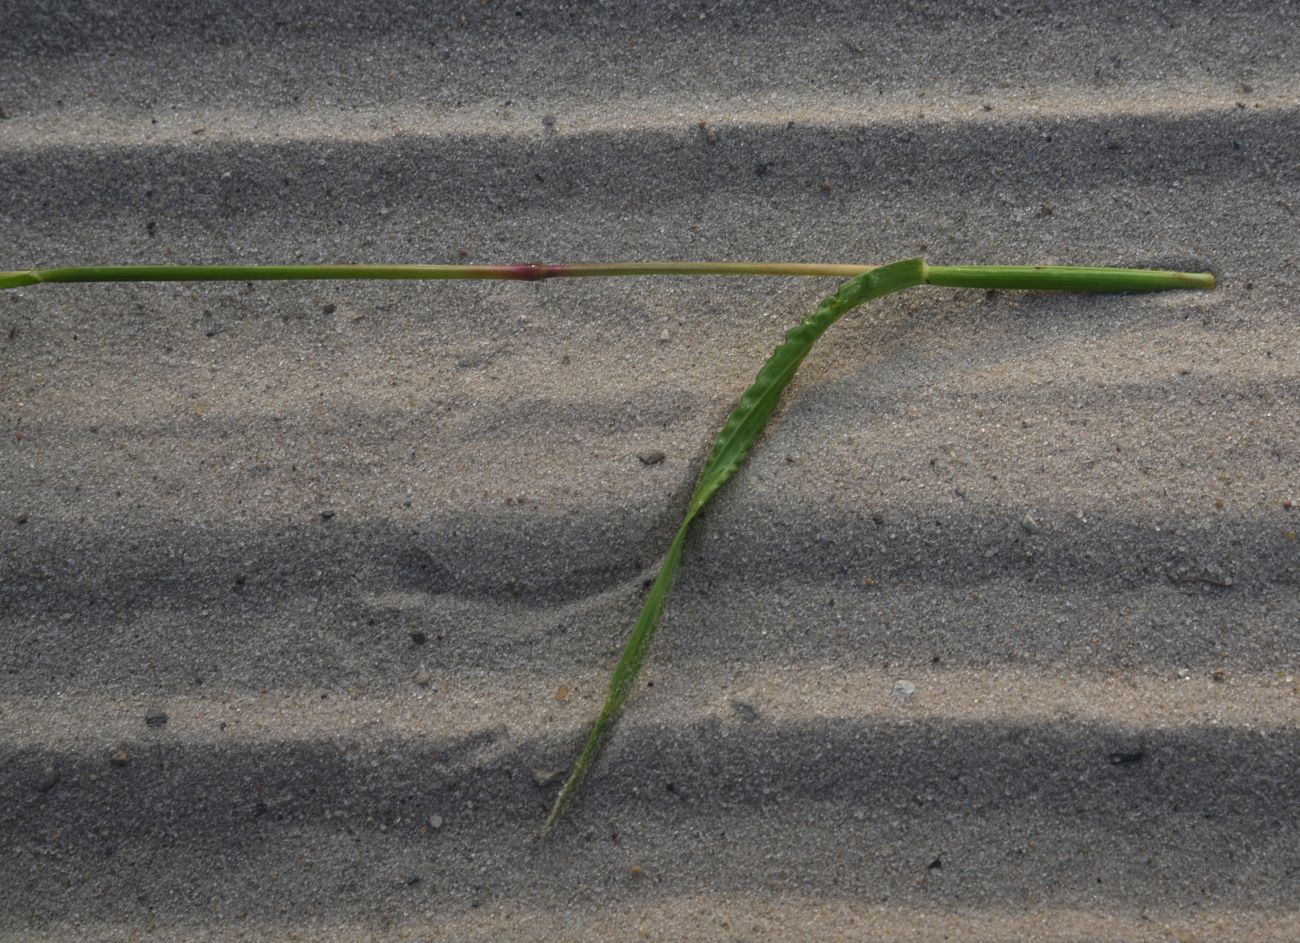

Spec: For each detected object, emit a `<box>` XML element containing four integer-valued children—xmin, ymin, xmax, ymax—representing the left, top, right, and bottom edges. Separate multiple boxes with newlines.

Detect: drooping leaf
<box><xmin>544</xmin><ymin>258</ymin><xmax>928</xmax><ymax>831</ymax></box>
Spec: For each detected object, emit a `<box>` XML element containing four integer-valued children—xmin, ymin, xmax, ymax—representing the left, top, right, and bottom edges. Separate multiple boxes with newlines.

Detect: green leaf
<box><xmin>543</xmin><ymin>257</ymin><xmax>928</xmax><ymax>831</ymax></box>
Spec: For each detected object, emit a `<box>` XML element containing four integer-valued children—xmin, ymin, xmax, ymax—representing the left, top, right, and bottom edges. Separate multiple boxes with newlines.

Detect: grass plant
<box><xmin>1</xmin><ymin>256</ymin><xmax>1215</xmax><ymax>830</ymax></box>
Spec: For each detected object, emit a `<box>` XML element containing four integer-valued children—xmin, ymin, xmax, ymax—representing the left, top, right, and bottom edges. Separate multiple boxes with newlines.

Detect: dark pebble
<box><xmin>321</xmin><ymin>303</ymin><xmax>337</xmax><ymax>314</ymax></box>
<box><xmin>145</xmin><ymin>712</ymin><xmax>168</xmax><ymax>727</ymax></box>
<box><xmin>110</xmin><ymin>750</ymin><xmax>131</xmax><ymax>767</ymax></box>
<box><xmin>409</xmin><ymin>630</ymin><xmax>428</xmax><ymax>645</ymax></box>
<box><xmin>637</xmin><ymin>450</ymin><xmax>666</xmax><ymax>466</ymax></box>
<box><xmin>36</xmin><ymin>766</ymin><xmax>59</xmax><ymax>793</ymax></box>
<box><xmin>1108</xmin><ymin>749</ymin><xmax>1145</xmax><ymax>766</ymax></box>
<box><xmin>321</xmin><ymin>510</ymin><xmax>336</xmax><ymax>520</ymax></box>
<box><xmin>730</xmin><ymin>700</ymin><xmax>759</xmax><ymax>722</ymax></box>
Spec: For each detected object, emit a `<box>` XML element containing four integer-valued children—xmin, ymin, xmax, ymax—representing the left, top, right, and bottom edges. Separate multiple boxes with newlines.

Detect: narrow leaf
<box><xmin>544</xmin><ymin>258</ymin><xmax>927</xmax><ymax>831</ymax></box>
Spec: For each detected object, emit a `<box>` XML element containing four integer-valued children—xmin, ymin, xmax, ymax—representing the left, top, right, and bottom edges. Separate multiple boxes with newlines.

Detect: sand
<box><xmin>1</xmin><ymin>1</ymin><xmax>1297</xmax><ymax>939</ymax></box>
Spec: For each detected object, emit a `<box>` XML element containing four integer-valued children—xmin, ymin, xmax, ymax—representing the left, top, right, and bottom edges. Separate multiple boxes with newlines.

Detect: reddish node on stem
<box><xmin>508</xmin><ymin>264</ymin><xmax>559</xmax><ymax>281</ymax></box>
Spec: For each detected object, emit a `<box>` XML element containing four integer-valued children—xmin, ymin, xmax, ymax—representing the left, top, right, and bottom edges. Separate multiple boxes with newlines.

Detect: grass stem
<box><xmin>2</xmin><ymin>254</ymin><xmax>1216</xmax><ymax>831</ymax></box>
<box><xmin>0</xmin><ymin>262</ymin><xmax>875</xmax><ymax>291</ymax></box>
<box><xmin>0</xmin><ymin>260</ymin><xmax>1213</xmax><ymax>292</ymax></box>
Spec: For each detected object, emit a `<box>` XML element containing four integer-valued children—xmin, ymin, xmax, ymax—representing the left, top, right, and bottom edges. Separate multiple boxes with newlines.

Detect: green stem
<box><xmin>0</xmin><ymin>262</ymin><xmax>876</xmax><ymax>291</ymax></box>
<box><xmin>0</xmin><ymin>261</ymin><xmax>1214</xmax><ymax>292</ymax></box>
<box><xmin>0</xmin><ymin>252</ymin><xmax>1215</xmax><ymax>832</ymax></box>
<box><xmin>923</xmin><ymin>263</ymin><xmax>1214</xmax><ymax>292</ymax></box>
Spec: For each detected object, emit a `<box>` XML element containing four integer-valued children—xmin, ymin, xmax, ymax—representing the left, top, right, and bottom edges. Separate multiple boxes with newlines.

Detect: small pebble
<box><xmin>321</xmin><ymin>303</ymin><xmax>336</xmax><ymax>314</ymax></box>
<box><xmin>145</xmin><ymin>712</ymin><xmax>168</xmax><ymax>727</ymax></box>
<box><xmin>658</xmin><ymin>329</ymin><xmax>671</xmax><ymax>343</ymax></box>
<box><xmin>414</xmin><ymin>670</ymin><xmax>432</xmax><ymax>687</ymax></box>
<box><xmin>1108</xmin><ymin>749</ymin><xmax>1145</xmax><ymax>766</ymax></box>
<box><xmin>533</xmin><ymin>767</ymin><xmax>565</xmax><ymax>787</ymax></box>
<box><xmin>730</xmin><ymin>700</ymin><xmax>760</xmax><ymax>722</ymax></box>
<box><xmin>1021</xmin><ymin>513</ymin><xmax>1040</xmax><ymax>533</ymax></box>
<box><xmin>637</xmin><ymin>450</ymin><xmax>666</xmax><ymax>466</ymax></box>
<box><xmin>36</xmin><ymin>766</ymin><xmax>59</xmax><ymax>793</ymax></box>
<box><xmin>892</xmin><ymin>680</ymin><xmax>917</xmax><ymax>704</ymax></box>
<box><xmin>428</xmin><ymin>814</ymin><xmax>443</xmax><ymax>829</ymax></box>
<box><xmin>409</xmin><ymin>630</ymin><xmax>428</xmax><ymax>645</ymax></box>
<box><xmin>110</xmin><ymin>750</ymin><xmax>131</xmax><ymax>767</ymax></box>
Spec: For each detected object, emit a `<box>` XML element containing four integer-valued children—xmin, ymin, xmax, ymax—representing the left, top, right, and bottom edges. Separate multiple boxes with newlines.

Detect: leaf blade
<box><xmin>544</xmin><ymin>258</ymin><xmax>926</xmax><ymax>831</ymax></box>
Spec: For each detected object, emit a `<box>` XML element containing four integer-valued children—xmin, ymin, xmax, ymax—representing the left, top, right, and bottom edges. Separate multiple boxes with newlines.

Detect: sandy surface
<box><xmin>2</xmin><ymin>1</ymin><xmax>1298</xmax><ymax>940</ymax></box>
